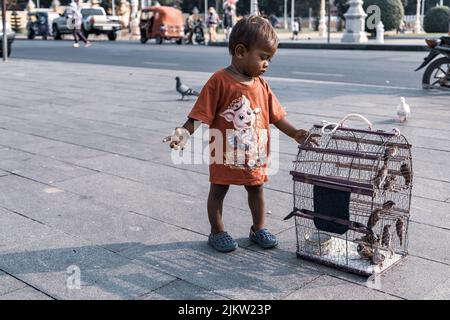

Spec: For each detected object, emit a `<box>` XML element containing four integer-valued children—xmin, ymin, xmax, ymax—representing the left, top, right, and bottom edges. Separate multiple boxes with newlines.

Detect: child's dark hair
<box><xmin>228</xmin><ymin>15</ymin><xmax>279</xmax><ymax>55</ymax></box>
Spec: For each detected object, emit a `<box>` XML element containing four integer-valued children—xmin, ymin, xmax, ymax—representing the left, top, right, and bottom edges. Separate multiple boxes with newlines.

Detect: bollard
<box><xmin>376</xmin><ymin>20</ymin><xmax>384</xmax><ymax>43</ymax></box>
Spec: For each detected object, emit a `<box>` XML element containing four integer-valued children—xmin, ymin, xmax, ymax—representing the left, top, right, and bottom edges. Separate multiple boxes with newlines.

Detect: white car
<box><xmin>0</xmin><ymin>21</ymin><xmax>15</xmax><ymax>57</ymax></box>
<box><xmin>52</xmin><ymin>7</ymin><xmax>121</xmax><ymax>41</ymax></box>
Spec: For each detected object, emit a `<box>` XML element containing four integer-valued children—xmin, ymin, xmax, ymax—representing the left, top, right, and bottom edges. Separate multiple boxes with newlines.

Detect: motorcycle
<box><xmin>415</xmin><ymin>36</ymin><xmax>450</xmax><ymax>89</ymax></box>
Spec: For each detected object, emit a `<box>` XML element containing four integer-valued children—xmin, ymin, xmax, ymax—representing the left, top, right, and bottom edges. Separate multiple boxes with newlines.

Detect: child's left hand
<box><xmin>293</xmin><ymin>129</ymin><xmax>319</xmax><ymax>147</ymax></box>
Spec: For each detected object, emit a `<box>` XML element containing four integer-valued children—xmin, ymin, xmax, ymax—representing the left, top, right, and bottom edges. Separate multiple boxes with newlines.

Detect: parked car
<box><xmin>26</xmin><ymin>10</ymin><xmax>60</xmax><ymax>40</ymax></box>
<box><xmin>52</xmin><ymin>6</ymin><xmax>120</xmax><ymax>41</ymax></box>
<box><xmin>139</xmin><ymin>6</ymin><xmax>184</xmax><ymax>44</ymax></box>
<box><xmin>0</xmin><ymin>21</ymin><xmax>15</xmax><ymax>57</ymax></box>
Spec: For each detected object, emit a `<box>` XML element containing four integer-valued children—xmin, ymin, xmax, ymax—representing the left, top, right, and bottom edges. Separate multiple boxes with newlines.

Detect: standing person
<box><xmin>67</xmin><ymin>1</ymin><xmax>91</xmax><ymax>48</ymax></box>
<box><xmin>223</xmin><ymin>6</ymin><xmax>233</xmax><ymax>41</ymax></box>
<box><xmin>292</xmin><ymin>18</ymin><xmax>299</xmax><ymax>40</ymax></box>
<box><xmin>185</xmin><ymin>11</ymin><xmax>195</xmax><ymax>44</ymax></box>
<box><xmin>206</xmin><ymin>7</ymin><xmax>219</xmax><ymax>44</ymax></box>
<box><xmin>163</xmin><ymin>16</ymin><xmax>318</xmax><ymax>252</ymax></box>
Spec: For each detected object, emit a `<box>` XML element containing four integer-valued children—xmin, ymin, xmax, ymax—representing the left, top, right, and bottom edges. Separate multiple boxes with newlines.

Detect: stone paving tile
<box><xmin>140</xmin><ymin>279</ymin><xmax>228</xmax><ymax>300</ymax></box>
<box><xmin>0</xmin><ymin>271</ymin><xmax>28</xmax><ymax>296</ymax></box>
<box><xmin>124</xmin><ymin>240</ymin><xmax>322</xmax><ymax>300</ymax></box>
<box><xmin>283</xmin><ymin>275</ymin><xmax>401</xmax><ymax>300</ymax></box>
<box><xmin>0</xmin><ymin>286</ymin><xmax>54</xmax><ymax>300</ymax></box>
<box><xmin>0</xmin><ymin>229</ymin><xmax>176</xmax><ymax>300</ymax></box>
<box><xmin>0</xmin><ymin>148</ymin><xmax>96</xmax><ymax>184</ymax></box>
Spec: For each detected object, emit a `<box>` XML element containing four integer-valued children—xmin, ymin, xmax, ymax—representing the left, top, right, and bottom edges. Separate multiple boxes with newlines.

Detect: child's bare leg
<box><xmin>245</xmin><ymin>184</ymin><xmax>265</xmax><ymax>231</ymax></box>
<box><xmin>207</xmin><ymin>183</ymin><xmax>230</xmax><ymax>234</ymax></box>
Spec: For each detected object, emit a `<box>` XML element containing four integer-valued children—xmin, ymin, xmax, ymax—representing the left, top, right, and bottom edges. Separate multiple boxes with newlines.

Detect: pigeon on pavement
<box><xmin>176</xmin><ymin>76</ymin><xmax>200</xmax><ymax>100</ymax></box>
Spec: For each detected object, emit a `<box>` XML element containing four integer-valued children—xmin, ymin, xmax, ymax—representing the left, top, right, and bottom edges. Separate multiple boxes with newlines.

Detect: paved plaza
<box><xmin>0</xmin><ymin>45</ymin><xmax>449</xmax><ymax>299</ymax></box>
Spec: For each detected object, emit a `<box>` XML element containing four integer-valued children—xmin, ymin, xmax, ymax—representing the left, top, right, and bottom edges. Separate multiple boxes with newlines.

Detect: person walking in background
<box><xmin>185</xmin><ymin>11</ymin><xmax>195</xmax><ymax>44</ymax></box>
<box><xmin>67</xmin><ymin>1</ymin><xmax>91</xmax><ymax>48</ymax></box>
<box><xmin>292</xmin><ymin>17</ymin><xmax>300</xmax><ymax>40</ymax></box>
<box><xmin>223</xmin><ymin>6</ymin><xmax>233</xmax><ymax>41</ymax></box>
<box><xmin>206</xmin><ymin>7</ymin><xmax>219</xmax><ymax>44</ymax></box>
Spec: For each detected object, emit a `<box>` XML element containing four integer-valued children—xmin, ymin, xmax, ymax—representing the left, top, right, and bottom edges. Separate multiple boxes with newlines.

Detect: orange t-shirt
<box><xmin>188</xmin><ymin>69</ymin><xmax>286</xmax><ymax>186</ymax></box>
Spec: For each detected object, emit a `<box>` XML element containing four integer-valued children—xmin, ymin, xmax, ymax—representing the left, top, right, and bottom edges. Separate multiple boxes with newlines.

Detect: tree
<box><xmin>363</xmin><ymin>0</ymin><xmax>404</xmax><ymax>32</ymax></box>
<box><xmin>423</xmin><ymin>5</ymin><xmax>450</xmax><ymax>33</ymax></box>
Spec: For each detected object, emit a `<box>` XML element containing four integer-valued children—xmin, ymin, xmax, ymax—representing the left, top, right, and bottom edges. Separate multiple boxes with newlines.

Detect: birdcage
<box><xmin>284</xmin><ymin>114</ymin><xmax>413</xmax><ymax>277</ymax></box>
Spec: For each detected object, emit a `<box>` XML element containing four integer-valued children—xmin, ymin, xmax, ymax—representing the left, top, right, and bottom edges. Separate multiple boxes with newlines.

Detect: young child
<box><xmin>164</xmin><ymin>16</ymin><xmax>317</xmax><ymax>253</ymax></box>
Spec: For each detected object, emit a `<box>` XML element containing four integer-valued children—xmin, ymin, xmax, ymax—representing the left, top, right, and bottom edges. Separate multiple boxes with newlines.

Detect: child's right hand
<box><xmin>162</xmin><ymin>127</ymin><xmax>191</xmax><ymax>150</ymax></box>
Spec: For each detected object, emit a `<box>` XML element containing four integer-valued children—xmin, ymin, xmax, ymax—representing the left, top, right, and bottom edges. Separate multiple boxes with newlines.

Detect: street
<box><xmin>0</xmin><ymin>40</ymin><xmax>449</xmax><ymax>300</ymax></box>
<box><xmin>12</xmin><ymin>39</ymin><xmax>425</xmax><ymax>88</ymax></box>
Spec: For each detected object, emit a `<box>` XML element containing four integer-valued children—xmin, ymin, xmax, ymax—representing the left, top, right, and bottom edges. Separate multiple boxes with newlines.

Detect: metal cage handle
<box><xmin>321</xmin><ymin>113</ymin><xmax>373</xmax><ymax>135</ymax></box>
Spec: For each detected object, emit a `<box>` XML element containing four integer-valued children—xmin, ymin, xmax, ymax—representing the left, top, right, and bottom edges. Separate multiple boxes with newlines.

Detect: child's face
<box><xmin>236</xmin><ymin>43</ymin><xmax>276</xmax><ymax>77</ymax></box>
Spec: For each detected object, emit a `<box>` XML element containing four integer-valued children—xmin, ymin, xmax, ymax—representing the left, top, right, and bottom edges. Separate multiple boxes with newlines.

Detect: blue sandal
<box><xmin>208</xmin><ymin>231</ymin><xmax>238</xmax><ymax>252</ymax></box>
<box><xmin>249</xmin><ymin>226</ymin><xmax>278</xmax><ymax>249</ymax></box>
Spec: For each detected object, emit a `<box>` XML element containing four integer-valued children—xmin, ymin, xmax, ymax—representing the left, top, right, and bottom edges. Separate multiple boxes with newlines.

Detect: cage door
<box><xmin>313</xmin><ymin>185</ymin><xmax>350</xmax><ymax>235</ymax></box>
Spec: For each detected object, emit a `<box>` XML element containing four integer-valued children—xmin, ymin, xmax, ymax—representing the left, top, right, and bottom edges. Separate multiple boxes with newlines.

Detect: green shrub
<box><xmin>423</xmin><ymin>6</ymin><xmax>450</xmax><ymax>33</ymax></box>
<box><xmin>363</xmin><ymin>0</ymin><xmax>405</xmax><ymax>32</ymax></box>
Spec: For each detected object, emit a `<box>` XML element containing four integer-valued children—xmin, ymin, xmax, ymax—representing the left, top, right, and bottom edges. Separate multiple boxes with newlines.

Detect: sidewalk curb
<box><xmin>210</xmin><ymin>41</ymin><xmax>430</xmax><ymax>52</ymax></box>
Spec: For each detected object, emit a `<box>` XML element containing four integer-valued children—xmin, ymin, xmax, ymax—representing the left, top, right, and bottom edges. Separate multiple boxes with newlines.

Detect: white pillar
<box><xmin>341</xmin><ymin>0</ymin><xmax>368</xmax><ymax>43</ymax></box>
<box><xmin>291</xmin><ymin>0</ymin><xmax>295</xmax><ymax>30</ymax></box>
<box><xmin>421</xmin><ymin>0</ymin><xmax>424</xmax><ymax>25</ymax></box>
<box><xmin>205</xmin><ymin>0</ymin><xmax>208</xmax><ymax>22</ymax></box>
<box><xmin>414</xmin><ymin>0</ymin><xmax>422</xmax><ymax>34</ymax></box>
<box><xmin>376</xmin><ymin>20</ymin><xmax>384</xmax><ymax>43</ymax></box>
<box><xmin>284</xmin><ymin>0</ymin><xmax>288</xmax><ymax>29</ymax></box>
<box><xmin>318</xmin><ymin>0</ymin><xmax>327</xmax><ymax>37</ymax></box>
<box><xmin>112</xmin><ymin>0</ymin><xmax>116</xmax><ymax>16</ymax></box>
<box><xmin>250</xmin><ymin>0</ymin><xmax>259</xmax><ymax>16</ymax></box>
<box><xmin>309</xmin><ymin>7</ymin><xmax>312</xmax><ymax>29</ymax></box>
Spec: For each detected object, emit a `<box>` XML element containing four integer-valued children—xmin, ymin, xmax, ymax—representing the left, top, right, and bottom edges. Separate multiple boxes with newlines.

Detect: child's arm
<box><xmin>274</xmin><ymin>117</ymin><xmax>319</xmax><ymax>146</ymax></box>
<box><xmin>163</xmin><ymin>117</ymin><xmax>202</xmax><ymax>150</ymax></box>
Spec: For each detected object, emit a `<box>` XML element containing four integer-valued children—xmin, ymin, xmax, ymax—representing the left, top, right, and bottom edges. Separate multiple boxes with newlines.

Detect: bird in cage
<box><xmin>357</xmin><ymin>243</ymin><xmax>374</xmax><ymax>260</ymax></box>
<box><xmin>400</xmin><ymin>162</ymin><xmax>412</xmax><ymax>187</ymax></box>
<box><xmin>372</xmin><ymin>247</ymin><xmax>386</xmax><ymax>266</ymax></box>
<box><xmin>383</xmin><ymin>146</ymin><xmax>398</xmax><ymax>164</ymax></box>
<box><xmin>396</xmin><ymin>218</ymin><xmax>405</xmax><ymax>246</ymax></box>
<box><xmin>373</xmin><ymin>165</ymin><xmax>388</xmax><ymax>189</ymax></box>
<box><xmin>360</xmin><ymin>231</ymin><xmax>379</xmax><ymax>247</ymax></box>
<box><xmin>381</xmin><ymin>225</ymin><xmax>394</xmax><ymax>257</ymax></box>
<box><xmin>382</xmin><ymin>200</ymin><xmax>396</xmax><ymax>211</ymax></box>
<box><xmin>367</xmin><ymin>208</ymin><xmax>383</xmax><ymax>229</ymax></box>
<box><xmin>383</xmin><ymin>175</ymin><xmax>397</xmax><ymax>193</ymax></box>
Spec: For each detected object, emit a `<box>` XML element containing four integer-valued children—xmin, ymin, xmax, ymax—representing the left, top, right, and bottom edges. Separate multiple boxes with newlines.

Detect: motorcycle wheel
<box><xmin>107</xmin><ymin>32</ymin><xmax>117</xmax><ymax>41</ymax></box>
<box><xmin>27</xmin><ymin>29</ymin><xmax>35</xmax><ymax>40</ymax></box>
<box><xmin>155</xmin><ymin>35</ymin><xmax>163</xmax><ymax>45</ymax></box>
<box><xmin>53</xmin><ymin>25</ymin><xmax>62</xmax><ymax>40</ymax></box>
<box><xmin>422</xmin><ymin>57</ymin><xmax>450</xmax><ymax>89</ymax></box>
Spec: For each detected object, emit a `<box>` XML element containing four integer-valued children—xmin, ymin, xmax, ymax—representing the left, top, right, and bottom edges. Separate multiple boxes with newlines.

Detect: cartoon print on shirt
<box><xmin>220</xmin><ymin>95</ymin><xmax>268</xmax><ymax>169</ymax></box>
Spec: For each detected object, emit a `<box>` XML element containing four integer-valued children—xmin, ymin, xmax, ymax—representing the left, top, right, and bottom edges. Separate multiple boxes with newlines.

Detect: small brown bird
<box><xmin>357</xmin><ymin>244</ymin><xmax>374</xmax><ymax>260</ymax></box>
<box><xmin>396</xmin><ymin>218</ymin><xmax>405</xmax><ymax>246</ymax></box>
<box><xmin>400</xmin><ymin>163</ymin><xmax>412</xmax><ymax>187</ymax></box>
<box><xmin>372</xmin><ymin>248</ymin><xmax>386</xmax><ymax>266</ymax></box>
<box><xmin>367</xmin><ymin>209</ymin><xmax>383</xmax><ymax>229</ymax></box>
<box><xmin>373</xmin><ymin>165</ymin><xmax>388</xmax><ymax>189</ymax></box>
<box><xmin>383</xmin><ymin>175</ymin><xmax>397</xmax><ymax>192</ymax></box>
<box><xmin>383</xmin><ymin>146</ymin><xmax>398</xmax><ymax>163</ymax></box>
<box><xmin>360</xmin><ymin>232</ymin><xmax>379</xmax><ymax>247</ymax></box>
<box><xmin>381</xmin><ymin>225</ymin><xmax>394</xmax><ymax>257</ymax></box>
<box><xmin>382</xmin><ymin>200</ymin><xmax>396</xmax><ymax>211</ymax></box>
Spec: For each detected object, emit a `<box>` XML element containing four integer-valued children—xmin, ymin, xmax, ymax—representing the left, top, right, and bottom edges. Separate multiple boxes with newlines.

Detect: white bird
<box><xmin>397</xmin><ymin>97</ymin><xmax>411</xmax><ymax>123</ymax></box>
